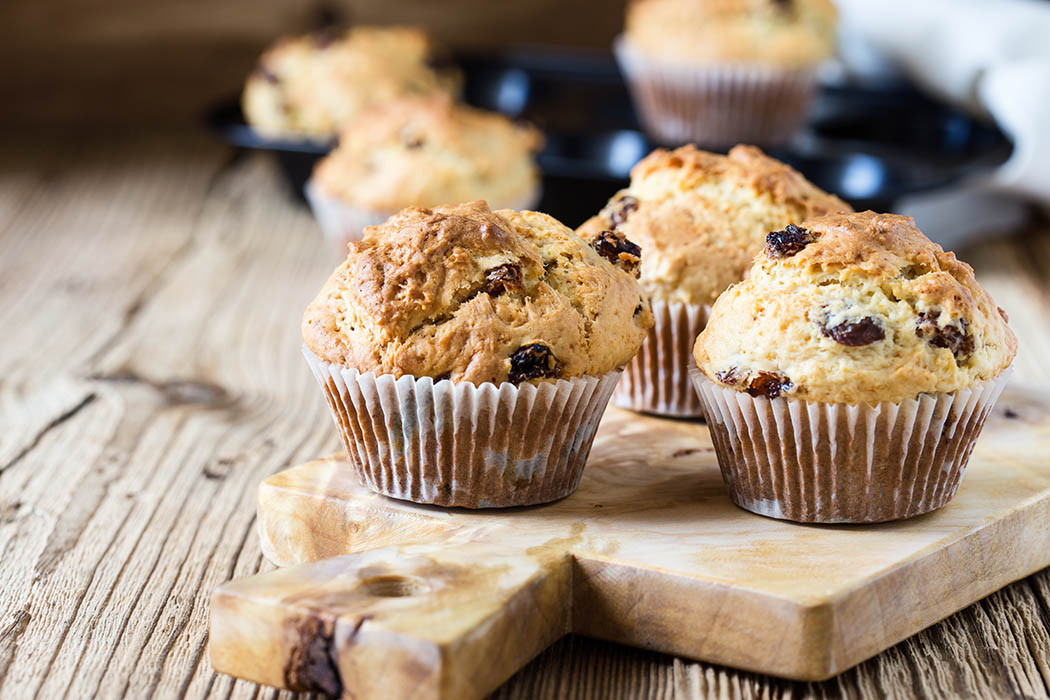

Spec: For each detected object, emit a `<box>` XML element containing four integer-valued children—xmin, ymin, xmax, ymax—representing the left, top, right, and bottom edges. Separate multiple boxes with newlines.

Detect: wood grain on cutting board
<box><xmin>212</xmin><ymin>387</ymin><xmax>1050</xmax><ymax>698</ymax></box>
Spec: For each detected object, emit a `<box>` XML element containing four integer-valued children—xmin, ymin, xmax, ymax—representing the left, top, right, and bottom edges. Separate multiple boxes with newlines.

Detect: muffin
<box><xmin>577</xmin><ymin>144</ymin><xmax>852</xmax><ymax>417</ymax></box>
<box><xmin>242</xmin><ymin>26</ymin><xmax>459</xmax><ymax>140</ymax></box>
<box><xmin>615</xmin><ymin>0</ymin><xmax>839</xmax><ymax>146</ymax></box>
<box><xmin>691</xmin><ymin>211</ymin><xmax>1017</xmax><ymax>523</ymax></box>
<box><xmin>307</xmin><ymin>95</ymin><xmax>543</xmax><ymax>250</ymax></box>
<box><xmin>303</xmin><ymin>201</ymin><xmax>653</xmax><ymax>507</ymax></box>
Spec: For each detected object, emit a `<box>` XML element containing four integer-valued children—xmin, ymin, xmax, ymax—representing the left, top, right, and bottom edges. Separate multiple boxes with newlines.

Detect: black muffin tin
<box><xmin>206</xmin><ymin>48</ymin><xmax>1012</xmax><ymax>228</ymax></box>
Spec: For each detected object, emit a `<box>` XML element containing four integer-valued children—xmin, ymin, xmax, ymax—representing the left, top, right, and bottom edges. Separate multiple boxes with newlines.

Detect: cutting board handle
<box><xmin>210</xmin><ymin>543</ymin><xmax>573</xmax><ymax>699</ymax></box>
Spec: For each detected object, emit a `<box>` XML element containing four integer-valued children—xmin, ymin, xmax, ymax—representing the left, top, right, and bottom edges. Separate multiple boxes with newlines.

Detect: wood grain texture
<box><xmin>0</xmin><ymin>131</ymin><xmax>1049</xmax><ymax>698</ymax></box>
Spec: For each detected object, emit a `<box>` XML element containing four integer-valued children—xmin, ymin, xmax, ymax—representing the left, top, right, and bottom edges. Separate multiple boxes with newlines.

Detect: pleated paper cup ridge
<box><xmin>305</xmin><ymin>178</ymin><xmax>542</xmax><ymax>254</ymax></box>
<box><xmin>690</xmin><ymin>367</ymin><xmax>1011</xmax><ymax>523</ymax></box>
<box><xmin>304</xmin><ymin>347</ymin><xmax>620</xmax><ymax>508</ymax></box>
<box><xmin>614</xmin><ymin>36</ymin><xmax>819</xmax><ymax>148</ymax></box>
<box><xmin>614</xmin><ymin>299</ymin><xmax>710</xmax><ymax>418</ymax></box>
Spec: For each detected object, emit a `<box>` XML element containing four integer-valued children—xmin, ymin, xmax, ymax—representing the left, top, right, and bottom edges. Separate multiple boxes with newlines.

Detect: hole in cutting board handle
<box><xmin>359</xmin><ymin>574</ymin><xmax>428</xmax><ymax>598</ymax></box>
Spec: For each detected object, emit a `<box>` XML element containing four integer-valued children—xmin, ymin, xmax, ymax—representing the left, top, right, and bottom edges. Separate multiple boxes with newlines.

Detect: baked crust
<box><xmin>313</xmin><ymin>95</ymin><xmax>542</xmax><ymax>212</ymax></box>
<box><xmin>694</xmin><ymin>211</ymin><xmax>1018</xmax><ymax>403</ymax></box>
<box><xmin>304</xmin><ymin>201</ymin><xmax>654</xmax><ymax>385</ymax></box>
<box><xmin>577</xmin><ymin>144</ymin><xmax>852</xmax><ymax>306</ymax></box>
<box><xmin>624</xmin><ymin>0</ymin><xmax>838</xmax><ymax>67</ymax></box>
<box><xmin>242</xmin><ymin>26</ymin><xmax>458</xmax><ymax>139</ymax></box>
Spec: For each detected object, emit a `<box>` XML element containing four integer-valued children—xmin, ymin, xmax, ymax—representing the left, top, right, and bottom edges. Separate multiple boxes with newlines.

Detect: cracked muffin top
<box><xmin>693</xmin><ymin>211</ymin><xmax>1017</xmax><ymax>404</ymax></box>
<box><xmin>312</xmin><ymin>95</ymin><xmax>543</xmax><ymax>212</ymax></box>
<box><xmin>577</xmin><ymin>144</ymin><xmax>852</xmax><ymax>307</ymax></box>
<box><xmin>242</xmin><ymin>26</ymin><xmax>458</xmax><ymax>139</ymax></box>
<box><xmin>623</xmin><ymin>0</ymin><xmax>838</xmax><ymax>67</ymax></box>
<box><xmin>303</xmin><ymin>201</ymin><xmax>654</xmax><ymax>385</ymax></box>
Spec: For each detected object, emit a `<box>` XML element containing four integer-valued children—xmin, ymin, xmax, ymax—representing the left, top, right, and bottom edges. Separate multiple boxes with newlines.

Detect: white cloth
<box><xmin>833</xmin><ymin>0</ymin><xmax>1050</xmax><ymax>245</ymax></box>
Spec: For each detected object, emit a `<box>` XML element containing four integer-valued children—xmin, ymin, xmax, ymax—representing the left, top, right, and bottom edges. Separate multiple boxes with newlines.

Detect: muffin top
<box><xmin>623</xmin><ymin>0</ymin><xmax>838</xmax><ymax>67</ymax></box>
<box><xmin>313</xmin><ymin>95</ymin><xmax>543</xmax><ymax>212</ymax></box>
<box><xmin>694</xmin><ymin>212</ymin><xmax>1017</xmax><ymax>404</ymax></box>
<box><xmin>577</xmin><ymin>144</ymin><xmax>852</xmax><ymax>307</ymax></box>
<box><xmin>243</xmin><ymin>26</ymin><xmax>458</xmax><ymax>139</ymax></box>
<box><xmin>303</xmin><ymin>201</ymin><xmax>654</xmax><ymax>385</ymax></box>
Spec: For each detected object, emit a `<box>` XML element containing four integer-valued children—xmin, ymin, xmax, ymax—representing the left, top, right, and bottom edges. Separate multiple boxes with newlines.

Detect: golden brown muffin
<box><xmin>624</xmin><ymin>0</ymin><xmax>838</xmax><ymax>67</ymax></box>
<box><xmin>694</xmin><ymin>211</ymin><xmax>1018</xmax><ymax>404</ymax></box>
<box><xmin>312</xmin><ymin>95</ymin><xmax>543</xmax><ymax>213</ymax></box>
<box><xmin>243</xmin><ymin>26</ymin><xmax>458</xmax><ymax>139</ymax></box>
<box><xmin>303</xmin><ymin>201</ymin><xmax>654</xmax><ymax>385</ymax></box>
<box><xmin>577</xmin><ymin>144</ymin><xmax>852</xmax><ymax>307</ymax></box>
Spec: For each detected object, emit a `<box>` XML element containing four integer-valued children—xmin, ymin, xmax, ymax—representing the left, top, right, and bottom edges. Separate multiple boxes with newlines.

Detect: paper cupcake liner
<box><xmin>614</xmin><ymin>36</ymin><xmax>819</xmax><ymax>148</ymax></box>
<box><xmin>690</xmin><ymin>368</ymin><xmax>1012</xmax><ymax>523</ymax></box>
<box><xmin>305</xmin><ymin>179</ymin><xmax>542</xmax><ymax>253</ymax></box>
<box><xmin>304</xmin><ymin>348</ymin><xmax>621</xmax><ymax>508</ymax></box>
<box><xmin>304</xmin><ymin>180</ymin><xmax>390</xmax><ymax>253</ymax></box>
<box><xmin>613</xmin><ymin>300</ymin><xmax>710</xmax><ymax>418</ymax></box>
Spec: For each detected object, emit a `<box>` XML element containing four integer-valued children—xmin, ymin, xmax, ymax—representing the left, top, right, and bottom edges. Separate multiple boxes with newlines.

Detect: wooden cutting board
<box><xmin>210</xmin><ymin>384</ymin><xmax>1050</xmax><ymax>699</ymax></box>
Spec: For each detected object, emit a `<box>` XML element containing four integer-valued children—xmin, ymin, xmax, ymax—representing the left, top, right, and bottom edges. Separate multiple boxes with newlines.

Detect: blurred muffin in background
<box><xmin>307</xmin><ymin>94</ymin><xmax>544</xmax><ymax>250</ymax></box>
<box><xmin>578</xmin><ymin>143</ymin><xmax>851</xmax><ymax>417</ymax></box>
<box><xmin>615</xmin><ymin>0</ymin><xmax>839</xmax><ymax>147</ymax></box>
<box><xmin>242</xmin><ymin>26</ymin><xmax>460</xmax><ymax>140</ymax></box>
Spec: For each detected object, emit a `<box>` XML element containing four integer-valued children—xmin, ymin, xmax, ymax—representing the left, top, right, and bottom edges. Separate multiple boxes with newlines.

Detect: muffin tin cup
<box><xmin>304</xmin><ymin>347</ymin><xmax>621</xmax><ymax>508</ymax></box>
<box><xmin>304</xmin><ymin>179</ymin><xmax>543</xmax><ymax>253</ymax></box>
<box><xmin>613</xmin><ymin>299</ymin><xmax>710</xmax><ymax>418</ymax></box>
<box><xmin>690</xmin><ymin>368</ymin><xmax>1012</xmax><ymax>523</ymax></box>
<box><xmin>614</xmin><ymin>36</ymin><xmax>819</xmax><ymax>148</ymax></box>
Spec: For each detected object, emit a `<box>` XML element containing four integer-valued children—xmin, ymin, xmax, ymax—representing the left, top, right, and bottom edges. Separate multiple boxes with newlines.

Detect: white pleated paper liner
<box><xmin>305</xmin><ymin>179</ymin><xmax>543</xmax><ymax>253</ymax></box>
<box><xmin>690</xmin><ymin>367</ymin><xmax>1012</xmax><ymax>523</ymax></box>
<box><xmin>304</xmin><ymin>348</ymin><xmax>621</xmax><ymax>508</ymax></box>
<box><xmin>613</xmin><ymin>299</ymin><xmax>710</xmax><ymax>418</ymax></box>
<box><xmin>614</xmin><ymin>36</ymin><xmax>819</xmax><ymax>148</ymax></box>
<box><xmin>304</xmin><ymin>180</ymin><xmax>390</xmax><ymax>253</ymax></box>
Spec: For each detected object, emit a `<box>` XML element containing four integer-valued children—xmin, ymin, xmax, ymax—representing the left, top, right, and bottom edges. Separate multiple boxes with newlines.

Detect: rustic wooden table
<box><xmin>2</xmin><ymin>130</ymin><xmax>1049</xmax><ymax>699</ymax></box>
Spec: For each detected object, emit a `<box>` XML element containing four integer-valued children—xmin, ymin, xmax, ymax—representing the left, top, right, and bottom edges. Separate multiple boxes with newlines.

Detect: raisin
<box><xmin>609</xmin><ymin>195</ymin><xmax>638</xmax><ymax>230</ymax></box>
<box><xmin>425</xmin><ymin>48</ymin><xmax>457</xmax><ymax>71</ymax></box>
<box><xmin>256</xmin><ymin>66</ymin><xmax>280</xmax><ymax>84</ymax></box>
<box><xmin>820</xmin><ymin>317</ymin><xmax>885</xmax><ymax>347</ymax></box>
<box><xmin>915</xmin><ymin>311</ymin><xmax>974</xmax><ymax>361</ymax></box>
<box><xmin>746</xmin><ymin>372</ymin><xmax>793</xmax><ymax>399</ymax></box>
<box><xmin>509</xmin><ymin>344</ymin><xmax>561</xmax><ymax>384</ymax></box>
<box><xmin>715</xmin><ymin>368</ymin><xmax>739</xmax><ymax>386</ymax></box>
<box><xmin>634</xmin><ymin>303</ymin><xmax>644</xmax><ymax>316</ymax></box>
<box><xmin>313</xmin><ymin>30</ymin><xmax>337</xmax><ymax>48</ymax></box>
<box><xmin>434</xmin><ymin>372</ymin><xmax>451</xmax><ymax>383</ymax></box>
<box><xmin>593</xmin><ymin>230</ymin><xmax>642</xmax><ymax>275</ymax></box>
<box><xmin>403</xmin><ymin>136</ymin><xmax>425</xmax><ymax>149</ymax></box>
<box><xmin>765</xmin><ymin>225</ymin><xmax>814</xmax><ymax>258</ymax></box>
<box><xmin>483</xmin><ymin>263</ymin><xmax>523</xmax><ymax>297</ymax></box>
